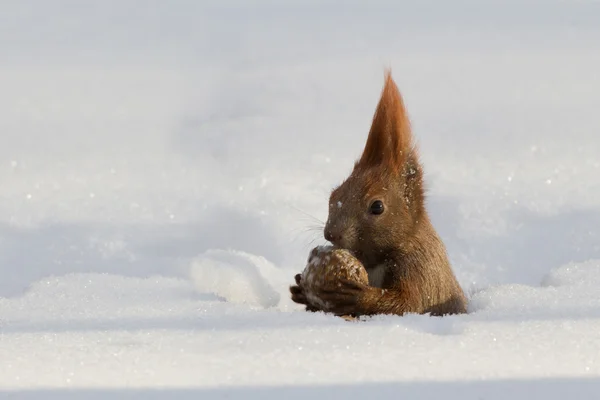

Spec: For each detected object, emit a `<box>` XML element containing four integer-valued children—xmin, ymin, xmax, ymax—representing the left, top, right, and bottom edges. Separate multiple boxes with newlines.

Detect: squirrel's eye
<box><xmin>369</xmin><ymin>200</ymin><xmax>385</xmax><ymax>215</ymax></box>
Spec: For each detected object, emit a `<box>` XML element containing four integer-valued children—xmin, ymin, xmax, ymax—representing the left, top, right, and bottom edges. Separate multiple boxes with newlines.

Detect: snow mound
<box><xmin>189</xmin><ymin>249</ymin><xmax>284</xmax><ymax>309</ymax></box>
<box><xmin>469</xmin><ymin>260</ymin><xmax>600</xmax><ymax>319</ymax></box>
<box><xmin>541</xmin><ymin>260</ymin><xmax>600</xmax><ymax>288</ymax></box>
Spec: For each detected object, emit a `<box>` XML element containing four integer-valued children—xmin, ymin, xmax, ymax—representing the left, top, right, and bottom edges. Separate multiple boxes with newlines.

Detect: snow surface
<box><xmin>2</xmin><ymin>0</ymin><xmax>600</xmax><ymax>398</ymax></box>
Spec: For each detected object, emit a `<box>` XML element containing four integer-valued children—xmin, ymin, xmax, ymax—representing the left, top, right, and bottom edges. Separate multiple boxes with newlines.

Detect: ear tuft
<box><xmin>357</xmin><ymin>69</ymin><xmax>414</xmax><ymax>171</ymax></box>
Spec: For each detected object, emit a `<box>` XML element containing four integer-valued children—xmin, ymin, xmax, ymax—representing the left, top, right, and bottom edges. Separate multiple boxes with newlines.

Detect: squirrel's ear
<box><xmin>357</xmin><ymin>70</ymin><xmax>414</xmax><ymax>171</ymax></box>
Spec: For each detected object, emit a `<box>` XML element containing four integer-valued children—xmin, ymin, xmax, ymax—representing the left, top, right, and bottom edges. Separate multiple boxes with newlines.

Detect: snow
<box><xmin>1</xmin><ymin>0</ymin><xmax>600</xmax><ymax>398</ymax></box>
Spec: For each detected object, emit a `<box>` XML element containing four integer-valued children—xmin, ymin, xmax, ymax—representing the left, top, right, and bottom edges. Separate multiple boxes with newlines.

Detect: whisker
<box><xmin>286</xmin><ymin>224</ymin><xmax>321</xmax><ymax>244</ymax></box>
<box><xmin>307</xmin><ymin>237</ymin><xmax>321</xmax><ymax>247</ymax></box>
<box><xmin>287</xmin><ymin>204</ymin><xmax>325</xmax><ymax>225</ymax></box>
<box><xmin>287</xmin><ymin>224</ymin><xmax>323</xmax><ymax>237</ymax></box>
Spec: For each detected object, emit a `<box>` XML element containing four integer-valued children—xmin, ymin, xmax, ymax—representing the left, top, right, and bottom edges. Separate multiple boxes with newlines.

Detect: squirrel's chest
<box><xmin>367</xmin><ymin>264</ymin><xmax>387</xmax><ymax>288</ymax></box>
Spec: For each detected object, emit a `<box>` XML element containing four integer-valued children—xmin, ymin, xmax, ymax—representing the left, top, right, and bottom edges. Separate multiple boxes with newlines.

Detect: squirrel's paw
<box><xmin>289</xmin><ymin>273</ymin><xmax>320</xmax><ymax>312</ymax></box>
<box><xmin>316</xmin><ymin>278</ymin><xmax>369</xmax><ymax>316</ymax></box>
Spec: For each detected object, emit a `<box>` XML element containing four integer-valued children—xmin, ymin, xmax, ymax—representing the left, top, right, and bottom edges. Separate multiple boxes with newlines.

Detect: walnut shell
<box><xmin>301</xmin><ymin>245</ymin><xmax>368</xmax><ymax>311</ymax></box>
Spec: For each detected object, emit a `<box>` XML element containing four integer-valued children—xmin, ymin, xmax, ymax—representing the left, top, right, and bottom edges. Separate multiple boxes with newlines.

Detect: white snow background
<box><xmin>1</xmin><ymin>0</ymin><xmax>600</xmax><ymax>398</ymax></box>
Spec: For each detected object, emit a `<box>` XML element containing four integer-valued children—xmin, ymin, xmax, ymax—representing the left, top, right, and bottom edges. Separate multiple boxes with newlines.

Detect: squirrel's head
<box><xmin>324</xmin><ymin>71</ymin><xmax>426</xmax><ymax>267</ymax></box>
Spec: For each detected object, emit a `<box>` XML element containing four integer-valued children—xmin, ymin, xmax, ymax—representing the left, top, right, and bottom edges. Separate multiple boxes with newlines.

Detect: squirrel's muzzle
<box><xmin>324</xmin><ymin>221</ymin><xmax>354</xmax><ymax>249</ymax></box>
<box><xmin>324</xmin><ymin>228</ymin><xmax>340</xmax><ymax>244</ymax></box>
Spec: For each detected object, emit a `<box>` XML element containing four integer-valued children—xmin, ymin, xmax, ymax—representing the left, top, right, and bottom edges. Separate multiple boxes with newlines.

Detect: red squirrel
<box><xmin>290</xmin><ymin>70</ymin><xmax>467</xmax><ymax>317</ymax></box>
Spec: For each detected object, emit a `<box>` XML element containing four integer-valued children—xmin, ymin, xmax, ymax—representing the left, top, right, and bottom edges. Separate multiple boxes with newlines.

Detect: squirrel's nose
<box><xmin>324</xmin><ymin>229</ymin><xmax>341</xmax><ymax>244</ymax></box>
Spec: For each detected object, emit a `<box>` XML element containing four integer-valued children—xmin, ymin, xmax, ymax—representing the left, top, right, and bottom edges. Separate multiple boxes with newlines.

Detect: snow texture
<box><xmin>1</xmin><ymin>0</ymin><xmax>600</xmax><ymax>398</ymax></box>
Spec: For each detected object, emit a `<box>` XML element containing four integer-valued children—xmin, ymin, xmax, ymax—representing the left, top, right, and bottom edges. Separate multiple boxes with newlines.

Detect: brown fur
<box><xmin>290</xmin><ymin>70</ymin><xmax>467</xmax><ymax>317</ymax></box>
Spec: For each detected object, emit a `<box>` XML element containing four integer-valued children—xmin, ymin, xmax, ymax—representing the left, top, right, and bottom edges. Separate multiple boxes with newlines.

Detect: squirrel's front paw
<box><xmin>316</xmin><ymin>279</ymin><xmax>370</xmax><ymax>316</ymax></box>
<box><xmin>289</xmin><ymin>273</ymin><xmax>320</xmax><ymax>312</ymax></box>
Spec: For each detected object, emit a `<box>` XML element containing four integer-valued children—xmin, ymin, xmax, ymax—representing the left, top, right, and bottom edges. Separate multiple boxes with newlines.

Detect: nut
<box><xmin>301</xmin><ymin>245</ymin><xmax>368</xmax><ymax>311</ymax></box>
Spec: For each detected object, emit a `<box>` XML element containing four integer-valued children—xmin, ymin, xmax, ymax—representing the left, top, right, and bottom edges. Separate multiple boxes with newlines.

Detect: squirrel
<box><xmin>290</xmin><ymin>70</ymin><xmax>467</xmax><ymax>317</ymax></box>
